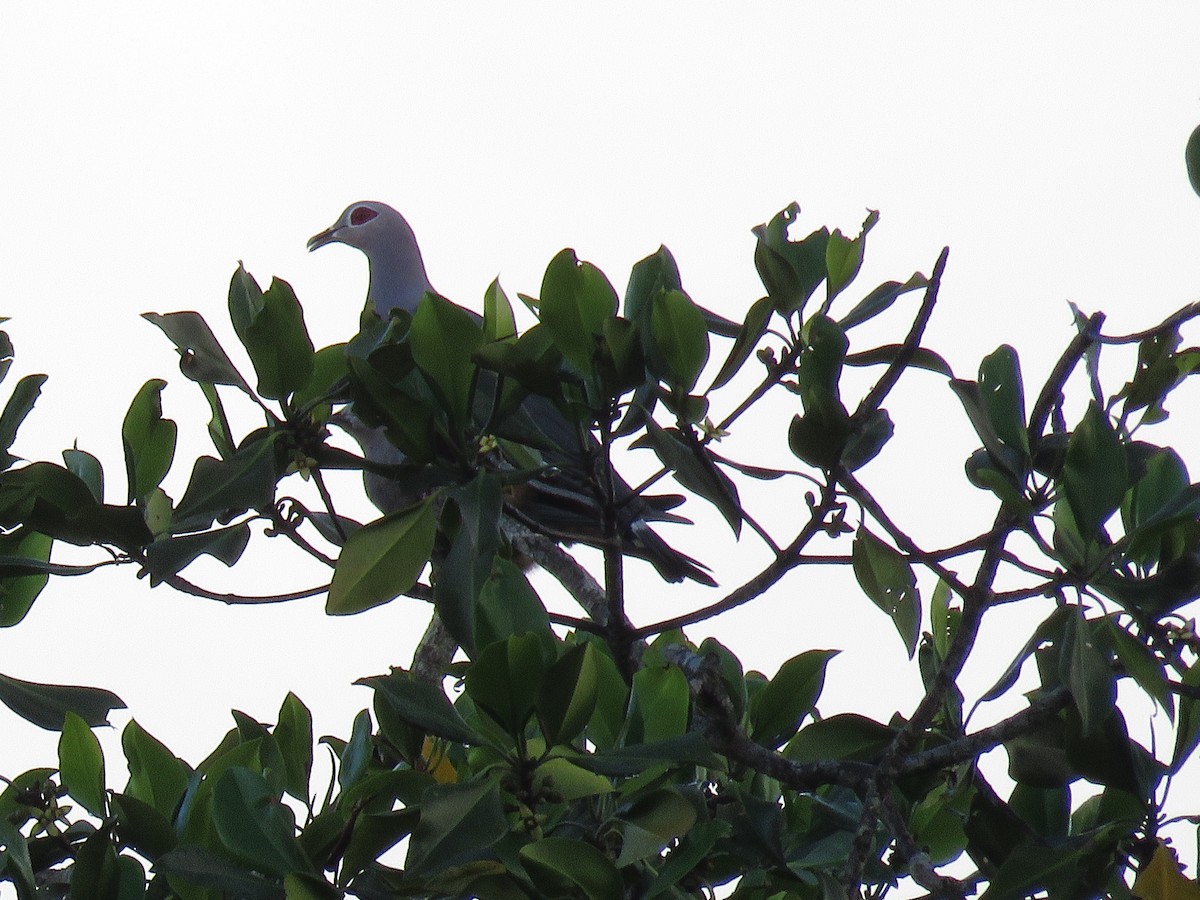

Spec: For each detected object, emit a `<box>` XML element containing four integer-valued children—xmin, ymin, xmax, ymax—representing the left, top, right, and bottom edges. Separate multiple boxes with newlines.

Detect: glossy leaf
<box><xmin>482</xmin><ymin>278</ymin><xmax>517</xmax><ymax>343</ymax></box>
<box><xmin>539</xmin><ymin>248</ymin><xmax>619</xmax><ymax>376</ymax></box>
<box><xmin>327</xmin><ymin>499</ymin><xmax>437</xmax><ymax>615</ymax></box>
<box><xmin>978</xmin><ymin>345</ymin><xmax>1030</xmax><ymax>460</ymax></box>
<box><xmin>844</xmin><ymin>342</ymin><xmax>953</xmax><ymax>378</ymax></box>
<box><xmin>142</xmin><ymin>310</ymin><xmax>253</xmax><ymax>392</ymax></box>
<box><xmin>625</xmin><ymin>244</ymin><xmax>683</xmax><ymax>325</ymax></box>
<box><xmin>852</xmin><ymin>528</ymin><xmax>920</xmax><ymax>657</ymax></box>
<box><xmin>785</xmin><ymin>713</ymin><xmax>896</xmax><ymax>763</ymax></box>
<box><xmin>171</xmin><ymin>436</ymin><xmax>278</xmax><ymax>533</ymax></box>
<box><xmin>58</xmin><ymin>711</ymin><xmax>106</xmax><ymax>818</ymax></box>
<box><xmin>1062</xmin><ymin>404</ymin><xmax>1128</xmax><ymax>542</ymax></box>
<box><xmin>358</xmin><ymin>670</ymin><xmax>482</xmax><ymax>746</ymax></box>
<box><xmin>122</xmin><ymin>379</ymin><xmax>178</xmax><ymax>503</ymax></box>
<box><xmin>825</xmin><ymin>209</ymin><xmax>878</xmax><ymax>302</ymax></box>
<box><xmin>474</xmin><ymin>558</ymin><xmax>550</xmax><ymax>651</ymax></box>
<box><xmin>290</xmin><ymin>342</ymin><xmax>349</xmax><ymax>413</ymax></box>
<box><xmin>142</xmin><ymin>522</ymin><xmax>251</xmax><ymax>584</ymax></box>
<box><xmin>228</xmin><ymin>267</ymin><xmax>315</xmax><ymax>401</ymax></box>
<box><xmin>409</xmin><ymin>293</ymin><xmax>484</xmax><ymax>427</ymax></box>
<box><xmin>70</xmin><ymin>823</ymin><xmax>121</xmax><ymax>898</ymax></box>
<box><xmin>274</xmin><ymin>693</ymin><xmax>314</xmax><ymax>804</ymax></box>
<box><xmin>156</xmin><ymin>844</ymin><xmax>282</xmax><ymax>897</ymax></box>
<box><xmin>339</xmin><ymin>709</ymin><xmax>373</xmax><ymax>793</ymax></box>
<box><xmin>0</xmin><ymin>671</ymin><xmax>125</xmax><ymax>730</ymax></box>
<box><xmin>752</xmin><ymin>203</ymin><xmax>829</xmax><ymax>315</ymax></box>
<box><xmin>465</xmin><ymin>632</ymin><xmax>553</xmax><ymax>736</ymax></box>
<box><xmin>434</xmin><ymin>473</ymin><xmax>503</xmax><ymax>657</ymax></box>
<box><xmin>520</xmin><ymin>836</ymin><xmax>623</xmax><ymax>900</ymax></box>
<box><xmin>1061</xmin><ymin>610</ymin><xmax>1116</xmax><ymax>738</ymax></box>
<box><xmin>615</xmin><ymin>787</ymin><xmax>698</xmax><ymax>868</ymax></box>
<box><xmin>62</xmin><ymin>446</ymin><xmax>104</xmax><ymax>502</ymax></box>
<box><xmin>649</xmin><ymin>289</ymin><xmax>710</xmax><ymax>393</ymax></box>
<box><xmin>122</xmin><ymin>719</ymin><xmax>190</xmax><ymax>817</ymax></box>
<box><xmin>838</xmin><ymin>272</ymin><xmax>928</xmax><ymax>330</ymax></box>
<box><xmin>626</xmin><ymin>664</ymin><xmax>690</xmax><ymax>744</ymax></box>
<box><xmin>111</xmin><ymin>791</ymin><xmax>178</xmax><ymax>860</ymax></box>
<box><xmin>536</xmin><ymin>641</ymin><xmax>601</xmax><ymax>747</ymax></box>
<box><xmin>641</xmin><ymin>419</ymin><xmax>742</xmax><ymax>535</ymax></box>
<box><xmin>213</xmin><ymin>766</ymin><xmax>309</xmax><ymax>877</ymax></box>
<box><xmin>404</xmin><ymin>780</ymin><xmax>509</xmax><ymax>876</ymax></box>
<box><xmin>710</xmin><ymin>295</ymin><xmax>774</xmax><ymax>391</ymax></box>
<box><xmin>0</xmin><ymin>374</ymin><xmax>47</xmax><ymax>472</ymax></box>
<box><xmin>0</xmin><ymin>529</ymin><xmax>51</xmax><ymax>626</ymax></box>
<box><xmin>749</xmin><ymin>649</ymin><xmax>839</xmax><ymax>749</ymax></box>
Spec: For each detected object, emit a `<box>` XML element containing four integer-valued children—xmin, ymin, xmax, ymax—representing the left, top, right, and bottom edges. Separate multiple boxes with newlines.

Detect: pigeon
<box><xmin>309</xmin><ymin>201</ymin><xmax>714</xmax><ymax>586</ymax></box>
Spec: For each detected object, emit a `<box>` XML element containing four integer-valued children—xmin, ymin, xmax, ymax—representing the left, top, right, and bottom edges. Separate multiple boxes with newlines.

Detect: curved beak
<box><xmin>307</xmin><ymin>226</ymin><xmax>339</xmax><ymax>252</ymax></box>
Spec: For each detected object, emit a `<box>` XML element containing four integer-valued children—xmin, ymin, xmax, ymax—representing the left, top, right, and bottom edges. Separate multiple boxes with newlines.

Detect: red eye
<box><xmin>350</xmin><ymin>207</ymin><xmax>378</xmax><ymax>226</ymax></box>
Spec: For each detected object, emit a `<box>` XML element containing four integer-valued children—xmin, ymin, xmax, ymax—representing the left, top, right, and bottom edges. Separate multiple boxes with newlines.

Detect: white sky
<box><xmin>3</xmin><ymin>2</ymin><xmax>1200</xmax><ymax>887</ymax></box>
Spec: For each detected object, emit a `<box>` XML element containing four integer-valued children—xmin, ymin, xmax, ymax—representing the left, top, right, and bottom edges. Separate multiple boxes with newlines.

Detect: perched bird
<box><xmin>308</xmin><ymin>200</ymin><xmax>713</xmax><ymax>586</ymax></box>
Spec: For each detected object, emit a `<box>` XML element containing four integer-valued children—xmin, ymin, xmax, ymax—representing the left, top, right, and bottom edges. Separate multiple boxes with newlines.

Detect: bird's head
<box><xmin>308</xmin><ymin>201</ymin><xmax>433</xmax><ymax>316</ymax></box>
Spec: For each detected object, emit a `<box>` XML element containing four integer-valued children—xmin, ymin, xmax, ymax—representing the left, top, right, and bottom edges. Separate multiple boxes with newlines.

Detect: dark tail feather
<box><xmin>629</xmin><ymin>521</ymin><xmax>716</xmax><ymax>586</ymax></box>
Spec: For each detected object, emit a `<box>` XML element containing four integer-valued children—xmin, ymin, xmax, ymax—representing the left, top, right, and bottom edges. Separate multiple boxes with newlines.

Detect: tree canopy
<box><xmin>1</xmin><ymin>192</ymin><xmax>1200</xmax><ymax>899</ymax></box>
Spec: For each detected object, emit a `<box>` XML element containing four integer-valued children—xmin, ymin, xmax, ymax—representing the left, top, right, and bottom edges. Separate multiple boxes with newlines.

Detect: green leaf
<box><xmin>434</xmin><ymin>473</ymin><xmax>503</xmax><ymax>658</ymax></box>
<box><xmin>749</xmin><ymin>649</ymin><xmax>839</xmax><ymax>749</ymax></box>
<box><xmin>274</xmin><ymin>693</ymin><xmax>313</xmax><ymax>804</ymax></box>
<box><xmin>978</xmin><ymin>345</ymin><xmax>1030</xmax><ymax>461</ymax></box>
<box><xmin>648</xmin><ymin>289</ymin><xmax>710</xmax><ymax>393</ymax></box>
<box><xmin>626</xmin><ymin>664</ymin><xmax>690</xmax><ymax>744</ymax></box>
<box><xmin>1060</xmin><ymin>610</ymin><xmax>1115</xmax><ymax>738</ymax></box>
<box><xmin>1062</xmin><ymin>403</ymin><xmax>1128</xmax><ymax>542</ymax></box>
<box><xmin>111</xmin><ymin>791</ymin><xmax>178</xmax><ymax>859</ymax></box>
<box><xmin>290</xmin><ymin>342</ymin><xmax>349</xmax><ymax>414</ymax></box>
<box><xmin>142</xmin><ymin>523</ymin><xmax>251</xmax><ymax>584</ymax></box>
<box><xmin>358</xmin><ymin>670</ymin><xmax>482</xmax><ymax>746</ymax></box>
<box><xmin>641</xmin><ymin>419</ymin><xmax>741</xmax><ymax>535</ymax></box>
<box><xmin>644</xmin><ymin>819</ymin><xmax>731</xmax><ymax>898</ymax></box>
<box><xmin>59</xmin><ymin>711</ymin><xmax>106</xmax><ymax>818</ymax></box>
<box><xmin>615</xmin><ymin>788</ymin><xmax>697</xmax><ymax>868</ymax></box>
<box><xmin>536</xmin><ymin>642</ymin><xmax>601</xmax><ymax>747</ymax></box>
<box><xmin>327</xmin><ymin>499</ymin><xmax>437</xmax><ymax>614</ymax></box>
<box><xmin>339</xmin><ymin>709</ymin><xmax>373</xmax><ymax>794</ymax></box>
<box><xmin>752</xmin><ymin>203</ymin><xmax>829</xmax><ymax>315</ymax></box>
<box><xmin>838</xmin><ymin>272</ymin><xmax>929</xmax><ymax>330</ymax></box>
<box><xmin>851</xmin><ymin>528</ymin><xmax>920</xmax><ymax>657</ymax></box>
<box><xmin>0</xmin><ymin>374</ymin><xmax>47</xmax><ymax>471</ymax></box>
<box><xmin>482</xmin><ymin>278</ymin><xmax>517</xmax><ymax>343</ymax></box>
<box><xmin>1103</xmin><ymin>619</ymin><xmax>1173</xmax><ymax>720</ymax></box>
<box><xmin>0</xmin><ymin>819</ymin><xmax>36</xmax><ymax>896</ymax></box>
<box><xmin>519</xmin><ymin>836</ymin><xmax>623</xmax><ymax>900</ymax></box>
<box><xmin>142</xmin><ymin>310</ymin><xmax>253</xmax><ymax>392</ymax></box>
<box><xmin>409</xmin><ymin>293</ymin><xmax>485</xmax><ymax>426</ymax></box>
<box><xmin>0</xmin><ymin>529</ymin><xmax>52</xmax><ymax>626</ymax></box>
<box><xmin>785</xmin><ymin>713</ymin><xmax>896</xmax><ymax>763</ymax></box>
<box><xmin>122</xmin><ymin>719</ymin><xmax>190</xmax><ymax>817</ymax></box>
<box><xmin>710</xmin><ymin>295</ymin><xmax>774</xmax><ymax>391</ymax></box>
<box><xmin>171</xmin><ymin>435</ymin><xmax>278</xmax><ymax>533</ymax></box>
<box><xmin>405</xmin><ymin>780</ymin><xmax>509</xmax><ymax>876</ymax></box>
<box><xmin>625</xmin><ymin>244</ymin><xmax>683</xmax><ymax>325</ymax></box>
<box><xmin>70</xmin><ymin>822</ymin><xmax>121</xmax><ymax>900</ymax></box>
<box><xmin>474</xmin><ymin>558</ymin><xmax>550</xmax><ymax>651</ymax></box>
<box><xmin>465</xmin><ymin>632</ymin><xmax>554</xmax><ymax>737</ymax></box>
<box><xmin>844</xmin><ymin>342</ymin><xmax>952</xmax><ymax>378</ymax></box>
<box><xmin>0</xmin><ymin>671</ymin><xmax>125</xmax><ymax>730</ymax></box>
<box><xmin>228</xmin><ymin>267</ymin><xmax>316</xmax><ymax>401</ymax></box>
<box><xmin>824</xmin><ymin>209</ymin><xmax>878</xmax><ymax>302</ymax></box>
<box><xmin>156</xmin><ymin>844</ymin><xmax>282</xmax><ymax>898</ymax></box>
<box><xmin>63</xmin><ymin>446</ymin><xmax>104</xmax><ymax>502</ymax></box>
<box><xmin>121</xmin><ymin>379</ymin><xmax>178</xmax><ymax>503</ymax></box>
<box><xmin>1172</xmin><ymin>659</ymin><xmax>1200</xmax><ymax>772</ymax></box>
<box><xmin>213</xmin><ymin>767</ymin><xmax>309</xmax><ymax>877</ymax></box>
<box><xmin>539</xmin><ymin>248</ymin><xmax>619</xmax><ymax>376</ymax></box>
